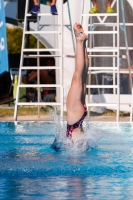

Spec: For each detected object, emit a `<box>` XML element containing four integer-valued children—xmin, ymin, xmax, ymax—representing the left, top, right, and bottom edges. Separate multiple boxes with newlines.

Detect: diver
<box><xmin>66</xmin><ymin>23</ymin><xmax>88</xmax><ymax>140</ymax></box>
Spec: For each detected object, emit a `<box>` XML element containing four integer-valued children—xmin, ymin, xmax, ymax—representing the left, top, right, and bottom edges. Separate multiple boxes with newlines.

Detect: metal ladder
<box><xmin>14</xmin><ymin>0</ymin><xmax>73</xmax><ymax>121</ymax></box>
<box><xmin>81</xmin><ymin>0</ymin><xmax>132</xmax><ymax>122</ymax></box>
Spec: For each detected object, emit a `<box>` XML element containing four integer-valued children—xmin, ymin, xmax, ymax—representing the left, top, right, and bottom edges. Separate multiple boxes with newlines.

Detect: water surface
<box><xmin>0</xmin><ymin>122</ymin><xmax>133</xmax><ymax>199</ymax></box>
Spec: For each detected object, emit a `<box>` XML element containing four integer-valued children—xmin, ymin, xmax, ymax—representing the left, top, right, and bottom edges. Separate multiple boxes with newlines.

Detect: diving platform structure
<box><xmin>4</xmin><ymin>0</ymin><xmax>133</xmax><ymax>121</ymax></box>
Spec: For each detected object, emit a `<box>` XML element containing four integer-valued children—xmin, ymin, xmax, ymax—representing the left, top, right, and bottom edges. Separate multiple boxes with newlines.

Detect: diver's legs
<box><xmin>66</xmin><ymin>23</ymin><xmax>88</xmax><ymax>125</ymax></box>
<box><xmin>81</xmin><ymin>43</ymin><xmax>89</xmax><ymax>105</ymax></box>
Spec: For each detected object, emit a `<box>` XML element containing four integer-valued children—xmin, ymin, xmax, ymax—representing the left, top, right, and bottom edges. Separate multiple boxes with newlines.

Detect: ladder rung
<box><xmin>88</xmin><ymin>55</ymin><xmax>117</xmax><ymax>57</ymax></box>
<box><xmin>120</xmin><ymin>47</ymin><xmax>133</xmax><ymax>50</ymax></box>
<box><xmin>120</xmin><ymin>103</ymin><xmax>131</xmax><ymax>105</ymax></box>
<box><xmin>65</xmin><ymin>54</ymin><xmax>114</xmax><ymax>59</ymax></box>
<box><xmin>119</xmin><ymin>70</ymin><xmax>133</xmax><ymax>74</ymax></box>
<box><xmin>120</xmin><ymin>68</ymin><xmax>133</xmax><ymax>71</ymax></box>
<box><xmin>85</xmin><ymin>31</ymin><xmax>118</xmax><ymax>34</ymax></box>
<box><xmin>36</xmin><ymin>23</ymin><xmax>132</xmax><ymax>29</ymax></box>
<box><xmin>19</xmin><ymin>84</ymin><xmax>61</xmax><ymax>88</ymax></box>
<box><xmin>25</xmin><ymin>31</ymin><xmax>61</xmax><ymax>34</ymax></box>
<box><xmin>88</xmin><ymin>70</ymin><xmax>133</xmax><ymax>74</ymax></box>
<box><xmin>39</xmin><ymin>24</ymin><xmax>69</xmax><ymax>26</ymax></box>
<box><xmin>26</xmin><ymin>13</ymin><xmax>53</xmax><ymax>17</ymax></box>
<box><xmin>88</xmin><ymin>68</ymin><xmax>133</xmax><ymax>73</ymax></box>
<box><xmin>86</xmin><ymin>103</ymin><xmax>117</xmax><ymax>107</ymax></box>
<box><xmin>24</xmin><ymin>55</ymin><xmax>61</xmax><ymax>58</ymax></box>
<box><xmin>17</xmin><ymin>102</ymin><xmax>61</xmax><ymax>106</ymax></box>
<box><xmin>82</xmin><ymin>13</ymin><xmax>118</xmax><ymax>17</ymax></box>
<box><xmin>88</xmin><ymin>23</ymin><xmax>133</xmax><ymax>27</ymax></box>
<box><xmin>65</xmin><ymin>55</ymin><xmax>118</xmax><ymax>58</ymax></box>
<box><xmin>23</xmin><ymin>49</ymin><xmax>60</xmax><ymax>52</ymax></box>
<box><xmin>21</xmin><ymin>67</ymin><xmax>60</xmax><ymax>70</ymax></box>
<box><xmin>90</xmin><ymin>70</ymin><xmax>118</xmax><ymax>74</ymax></box>
<box><xmin>86</xmin><ymin>85</ymin><xmax>117</xmax><ymax>88</ymax></box>
<box><xmin>89</xmin><ymin>67</ymin><xmax>117</xmax><ymax>70</ymax></box>
<box><xmin>87</xmin><ymin>47</ymin><xmax>118</xmax><ymax>52</ymax></box>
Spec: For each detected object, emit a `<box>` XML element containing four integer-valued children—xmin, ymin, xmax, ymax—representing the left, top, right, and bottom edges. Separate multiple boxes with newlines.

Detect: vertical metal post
<box><xmin>120</xmin><ymin>0</ymin><xmax>132</xmax><ymax>93</ymax></box>
<box><xmin>60</xmin><ymin>0</ymin><xmax>64</xmax><ymax>119</ymax></box>
<box><xmin>116</xmin><ymin>0</ymin><xmax>120</xmax><ymax>122</ymax></box>
<box><xmin>37</xmin><ymin>14</ymin><xmax>40</xmax><ymax>118</ymax></box>
<box><xmin>130</xmin><ymin>88</ymin><xmax>133</xmax><ymax>122</ymax></box>
<box><xmin>113</xmin><ymin>25</ymin><xmax>116</xmax><ymax>94</ymax></box>
<box><xmin>67</xmin><ymin>0</ymin><xmax>75</xmax><ymax>54</ymax></box>
<box><xmin>80</xmin><ymin>0</ymin><xmax>85</xmax><ymax>26</ymax></box>
<box><xmin>14</xmin><ymin>0</ymin><xmax>29</xmax><ymax>121</ymax></box>
<box><xmin>26</xmin><ymin>21</ymin><xmax>30</xmax><ymax>102</ymax></box>
<box><xmin>120</xmin><ymin>0</ymin><xmax>133</xmax><ymax>121</ymax></box>
<box><xmin>88</xmin><ymin>0</ymin><xmax>93</xmax><ymax>118</ymax></box>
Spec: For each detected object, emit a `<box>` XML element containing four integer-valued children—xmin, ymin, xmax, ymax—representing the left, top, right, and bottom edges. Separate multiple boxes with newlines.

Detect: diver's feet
<box><xmin>29</xmin><ymin>5</ymin><xmax>40</xmax><ymax>14</ymax></box>
<box><xmin>89</xmin><ymin>7</ymin><xmax>100</xmax><ymax>14</ymax></box>
<box><xmin>106</xmin><ymin>7</ymin><xmax>114</xmax><ymax>13</ymax></box>
<box><xmin>73</xmin><ymin>23</ymin><xmax>88</xmax><ymax>41</ymax></box>
<box><xmin>50</xmin><ymin>5</ymin><xmax>58</xmax><ymax>15</ymax></box>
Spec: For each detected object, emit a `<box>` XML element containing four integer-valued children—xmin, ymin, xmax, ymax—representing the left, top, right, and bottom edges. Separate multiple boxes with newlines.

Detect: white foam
<box><xmin>50</xmin><ymin>109</ymin><xmax>108</xmax><ymax>153</ymax></box>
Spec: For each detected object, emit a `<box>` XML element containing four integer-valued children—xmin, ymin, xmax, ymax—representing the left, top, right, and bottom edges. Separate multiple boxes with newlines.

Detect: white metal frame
<box><xmin>81</xmin><ymin>0</ymin><xmax>132</xmax><ymax>122</ymax></box>
<box><xmin>14</xmin><ymin>0</ymin><xmax>64</xmax><ymax>121</ymax></box>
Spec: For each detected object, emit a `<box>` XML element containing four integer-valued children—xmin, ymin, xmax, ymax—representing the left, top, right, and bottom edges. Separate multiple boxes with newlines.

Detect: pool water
<box><xmin>0</xmin><ymin>122</ymin><xmax>133</xmax><ymax>199</ymax></box>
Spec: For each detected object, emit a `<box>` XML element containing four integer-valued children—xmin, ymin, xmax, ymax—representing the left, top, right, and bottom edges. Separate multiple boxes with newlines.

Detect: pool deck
<box><xmin>0</xmin><ymin>114</ymin><xmax>131</xmax><ymax>122</ymax></box>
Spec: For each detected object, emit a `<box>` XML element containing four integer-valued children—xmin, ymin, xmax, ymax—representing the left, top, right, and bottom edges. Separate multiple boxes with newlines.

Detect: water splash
<box><xmin>47</xmin><ymin>107</ymin><xmax>108</xmax><ymax>153</ymax></box>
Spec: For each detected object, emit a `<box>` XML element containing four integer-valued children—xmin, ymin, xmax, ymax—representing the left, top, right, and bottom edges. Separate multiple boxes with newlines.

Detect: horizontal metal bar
<box><xmin>23</xmin><ymin>53</ymin><xmax>120</xmax><ymax>58</ymax></box>
<box><xmin>17</xmin><ymin>102</ymin><xmax>61</xmax><ymax>106</ymax></box>
<box><xmin>82</xmin><ymin>13</ymin><xmax>118</xmax><ymax>17</ymax></box>
<box><xmin>89</xmin><ymin>71</ymin><xmax>133</xmax><ymax>74</ymax></box>
<box><xmin>93</xmin><ymin>23</ymin><xmax>133</xmax><ymax>26</ymax></box>
<box><xmin>65</xmin><ymin>55</ymin><xmax>118</xmax><ymax>58</ymax></box>
<box><xmin>19</xmin><ymin>84</ymin><xmax>61</xmax><ymax>88</ymax></box>
<box><xmin>88</xmin><ymin>67</ymin><xmax>133</xmax><ymax>72</ymax></box>
<box><xmin>26</xmin><ymin>13</ymin><xmax>53</xmax><ymax>17</ymax></box>
<box><xmin>119</xmin><ymin>71</ymin><xmax>133</xmax><ymax>74</ymax></box>
<box><xmin>87</xmin><ymin>47</ymin><xmax>118</xmax><ymax>52</ymax></box>
<box><xmin>25</xmin><ymin>31</ymin><xmax>61</xmax><ymax>34</ymax></box>
<box><xmin>88</xmin><ymin>23</ymin><xmax>133</xmax><ymax>27</ymax></box>
<box><xmin>21</xmin><ymin>66</ymin><xmax>60</xmax><ymax>70</ymax></box>
<box><xmin>120</xmin><ymin>68</ymin><xmax>133</xmax><ymax>71</ymax></box>
<box><xmin>88</xmin><ymin>55</ymin><xmax>117</xmax><ymax>57</ymax></box>
<box><xmin>85</xmin><ymin>31</ymin><xmax>118</xmax><ymax>34</ymax></box>
<box><xmin>24</xmin><ymin>55</ymin><xmax>61</xmax><ymax>58</ymax></box>
<box><xmin>86</xmin><ymin>85</ymin><xmax>117</xmax><ymax>88</ymax></box>
<box><xmin>88</xmin><ymin>71</ymin><xmax>133</xmax><ymax>74</ymax></box>
<box><xmin>87</xmin><ymin>47</ymin><xmax>133</xmax><ymax>51</ymax></box>
<box><xmin>86</xmin><ymin>103</ymin><xmax>117</xmax><ymax>106</ymax></box>
<box><xmin>89</xmin><ymin>67</ymin><xmax>117</xmax><ymax>70</ymax></box>
<box><xmin>120</xmin><ymin>47</ymin><xmax>133</xmax><ymax>50</ymax></box>
<box><xmin>23</xmin><ymin>49</ymin><xmax>60</xmax><ymax>52</ymax></box>
<box><xmin>39</xmin><ymin>24</ymin><xmax>70</xmax><ymax>26</ymax></box>
<box><xmin>89</xmin><ymin>70</ymin><xmax>117</xmax><ymax>74</ymax></box>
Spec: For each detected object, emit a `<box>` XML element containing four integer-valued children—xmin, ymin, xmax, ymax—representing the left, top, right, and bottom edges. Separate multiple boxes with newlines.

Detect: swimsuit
<box><xmin>66</xmin><ymin>107</ymin><xmax>87</xmax><ymax>138</ymax></box>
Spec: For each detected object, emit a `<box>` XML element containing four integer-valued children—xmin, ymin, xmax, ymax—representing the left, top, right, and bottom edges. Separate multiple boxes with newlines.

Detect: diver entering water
<box><xmin>66</xmin><ymin>23</ymin><xmax>89</xmax><ymax>140</ymax></box>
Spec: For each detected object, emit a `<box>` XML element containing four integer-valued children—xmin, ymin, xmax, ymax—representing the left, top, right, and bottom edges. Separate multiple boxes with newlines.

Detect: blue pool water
<box><xmin>0</xmin><ymin>121</ymin><xmax>133</xmax><ymax>199</ymax></box>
